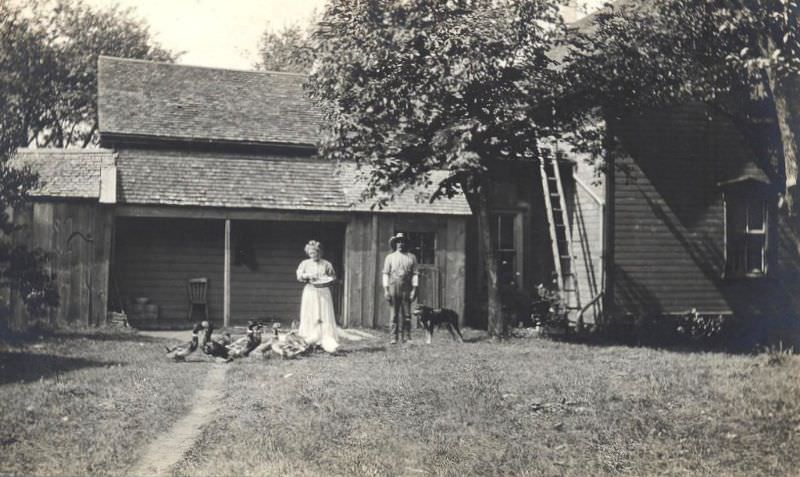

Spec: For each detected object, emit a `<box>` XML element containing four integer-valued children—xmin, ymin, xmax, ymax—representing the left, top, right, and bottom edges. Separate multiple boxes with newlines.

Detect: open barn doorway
<box><xmin>112</xmin><ymin>217</ymin><xmax>345</xmax><ymax>329</ymax></box>
<box><xmin>229</xmin><ymin>220</ymin><xmax>345</xmax><ymax>326</ymax></box>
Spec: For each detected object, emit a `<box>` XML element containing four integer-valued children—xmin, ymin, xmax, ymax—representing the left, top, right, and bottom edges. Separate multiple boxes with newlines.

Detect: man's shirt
<box><xmin>382</xmin><ymin>251</ymin><xmax>419</xmax><ymax>287</ymax></box>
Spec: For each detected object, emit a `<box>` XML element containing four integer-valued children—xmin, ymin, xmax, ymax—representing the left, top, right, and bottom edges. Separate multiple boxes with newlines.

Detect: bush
<box><xmin>602</xmin><ymin>310</ymin><xmax>731</xmax><ymax>348</ymax></box>
<box><xmin>760</xmin><ymin>341</ymin><xmax>795</xmax><ymax>367</ymax></box>
<box><xmin>499</xmin><ymin>284</ymin><xmax>533</xmax><ymax>328</ymax></box>
<box><xmin>529</xmin><ymin>283</ymin><xmax>569</xmax><ymax>334</ymax></box>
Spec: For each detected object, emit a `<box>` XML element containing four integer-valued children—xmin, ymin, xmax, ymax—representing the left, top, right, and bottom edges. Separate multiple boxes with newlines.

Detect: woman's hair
<box><xmin>304</xmin><ymin>240</ymin><xmax>322</xmax><ymax>256</ymax></box>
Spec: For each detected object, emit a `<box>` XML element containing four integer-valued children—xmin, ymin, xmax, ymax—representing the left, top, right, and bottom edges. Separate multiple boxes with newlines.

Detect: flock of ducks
<box><xmin>164</xmin><ymin>320</ymin><xmax>310</xmax><ymax>362</ymax></box>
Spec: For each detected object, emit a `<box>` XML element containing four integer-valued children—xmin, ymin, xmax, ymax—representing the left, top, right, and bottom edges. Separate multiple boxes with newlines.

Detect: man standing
<box><xmin>382</xmin><ymin>233</ymin><xmax>419</xmax><ymax>344</ymax></box>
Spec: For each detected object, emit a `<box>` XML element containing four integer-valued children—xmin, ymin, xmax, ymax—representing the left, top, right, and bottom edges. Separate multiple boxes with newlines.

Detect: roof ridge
<box><xmin>98</xmin><ymin>55</ymin><xmax>309</xmax><ymax>78</ymax></box>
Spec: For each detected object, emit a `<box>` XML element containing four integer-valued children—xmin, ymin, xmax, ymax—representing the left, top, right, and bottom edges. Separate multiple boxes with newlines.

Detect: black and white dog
<box><xmin>413</xmin><ymin>304</ymin><xmax>464</xmax><ymax>344</ymax></box>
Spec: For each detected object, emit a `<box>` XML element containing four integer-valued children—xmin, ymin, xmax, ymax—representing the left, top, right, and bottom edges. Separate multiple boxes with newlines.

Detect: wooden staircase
<box><xmin>539</xmin><ymin>154</ymin><xmax>581</xmax><ymax>322</ymax></box>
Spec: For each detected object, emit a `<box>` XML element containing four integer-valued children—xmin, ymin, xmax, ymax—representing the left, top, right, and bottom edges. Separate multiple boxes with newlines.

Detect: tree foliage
<box><xmin>255</xmin><ymin>23</ymin><xmax>314</xmax><ymax>73</ymax></box>
<box><xmin>0</xmin><ymin>0</ymin><xmax>172</xmax><ymax>322</ymax></box>
<box><xmin>309</xmin><ymin>0</ymin><xmax>570</xmax><ymax>337</ymax></box>
<box><xmin>567</xmin><ymin>0</ymin><xmax>800</xmax><ymax>227</ymax></box>
<box><xmin>1</xmin><ymin>0</ymin><xmax>175</xmax><ymax>148</ymax></box>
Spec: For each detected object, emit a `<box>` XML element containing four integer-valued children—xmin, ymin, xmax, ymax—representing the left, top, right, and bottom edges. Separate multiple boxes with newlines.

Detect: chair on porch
<box><xmin>187</xmin><ymin>278</ymin><xmax>209</xmax><ymax>322</ymax></box>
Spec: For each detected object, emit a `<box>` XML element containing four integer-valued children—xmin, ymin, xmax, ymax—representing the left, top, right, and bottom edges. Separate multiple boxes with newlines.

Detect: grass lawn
<box><xmin>1</xmin><ymin>328</ymin><xmax>798</xmax><ymax>477</ymax></box>
<box><xmin>0</xmin><ymin>328</ymin><xmax>200</xmax><ymax>477</ymax></box>
<box><xmin>173</xmin><ymin>329</ymin><xmax>800</xmax><ymax>477</ymax></box>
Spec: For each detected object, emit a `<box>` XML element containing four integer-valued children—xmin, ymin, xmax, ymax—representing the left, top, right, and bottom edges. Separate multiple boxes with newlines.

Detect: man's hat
<box><xmin>389</xmin><ymin>233</ymin><xmax>406</xmax><ymax>249</ymax></box>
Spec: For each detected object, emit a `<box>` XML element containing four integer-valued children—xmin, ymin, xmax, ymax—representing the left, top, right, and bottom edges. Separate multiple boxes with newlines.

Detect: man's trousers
<box><xmin>388</xmin><ymin>280</ymin><xmax>412</xmax><ymax>341</ymax></box>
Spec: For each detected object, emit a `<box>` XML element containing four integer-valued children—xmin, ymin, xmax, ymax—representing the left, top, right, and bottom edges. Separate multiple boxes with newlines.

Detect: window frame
<box><xmin>723</xmin><ymin>191</ymin><xmax>771</xmax><ymax>279</ymax></box>
<box><xmin>492</xmin><ymin>212</ymin><xmax>524</xmax><ymax>288</ymax></box>
<box><xmin>394</xmin><ymin>230</ymin><xmax>437</xmax><ymax>266</ymax></box>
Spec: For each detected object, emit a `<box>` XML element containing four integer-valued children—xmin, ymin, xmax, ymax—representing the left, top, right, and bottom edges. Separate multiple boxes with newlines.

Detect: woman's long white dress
<box><xmin>296</xmin><ymin>258</ymin><xmax>339</xmax><ymax>353</ymax></box>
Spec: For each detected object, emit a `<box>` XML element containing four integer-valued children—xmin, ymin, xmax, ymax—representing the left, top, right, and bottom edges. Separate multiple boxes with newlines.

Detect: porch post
<box><xmin>224</xmin><ymin>218</ymin><xmax>231</xmax><ymax>327</ymax></box>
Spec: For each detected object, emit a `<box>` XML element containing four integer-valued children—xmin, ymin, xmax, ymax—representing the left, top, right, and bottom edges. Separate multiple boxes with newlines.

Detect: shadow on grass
<box><xmin>0</xmin><ymin>328</ymin><xmax>165</xmax><ymax>346</ymax></box>
<box><xmin>0</xmin><ymin>351</ymin><xmax>121</xmax><ymax>385</ymax></box>
<box><xmin>463</xmin><ymin>335</ymin><xmax>492</xmax><ymax>344</ymax></box>
<box><xmin>335</xmin><ymin>345</ymin><xmax>388</xmax><ymax>355</ymax></box>
<box><xmin>536</xmin><ymin>329</ymin><xmax>759</xmax><ymax>355</ymax></box>
<box><xmin>52</xmin><ymin>332</ymin><xmax>166</xmax><ymax>344</ymax></box>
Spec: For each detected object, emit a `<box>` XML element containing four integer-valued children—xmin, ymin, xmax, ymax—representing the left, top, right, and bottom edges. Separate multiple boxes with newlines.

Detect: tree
<box><xmin>2</xmin><ymin>0</ymin><xmax>175</xmax><ymax>148</ymax></box>
<box><xmin>309</xmin><ymin>0</ymin><xmax>569</xmax><ymax>338</ymax></box>
<box><xmin>0</xmin><ymin>0</ymin><xmax>173</xmax><ymax>326</ymax></box>
<box><xmin>0</xmin><ymin>2</ymin><xmax>59</xmax><ymax>322</ymax></box>
<box><xmin>255</xmin><ymin>23</ymin><xmax>314</xmax><ymax>73</ymax></box>
<box><xmin>566</xmin><ymin>0</ymin><xmax>800</xmax><ymax>249</ymax></box>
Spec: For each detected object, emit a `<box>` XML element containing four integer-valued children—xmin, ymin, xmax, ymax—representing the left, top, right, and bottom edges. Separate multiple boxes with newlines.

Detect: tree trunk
<box><xmin>765</xmin><ymin>69</ymin><xmax>800</xmax><ymax>255</ymax></box>
<box><xmin>771</xmin><ymin>84</ymin><xmax>800</xmax><ymax>215</ymax></box>
<box><xmin>465</xmin><ymin>182</ymin><xmax>505</xmax><ymax>339</ymax></box>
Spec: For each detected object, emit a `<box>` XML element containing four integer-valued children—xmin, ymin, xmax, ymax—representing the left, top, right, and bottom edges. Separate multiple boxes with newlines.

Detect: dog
<box><xmin>413</xmin><ymin>304</ymin><xmax>464</xmax><ymax>344</ymax></box>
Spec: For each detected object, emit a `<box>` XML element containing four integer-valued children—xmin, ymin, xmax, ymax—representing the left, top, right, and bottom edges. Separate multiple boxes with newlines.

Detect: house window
<box><xmin>725</xmin><ymin>195</ymin><xmax>769</xmax><ymax>277</ymax></box>
<box><xmin>494</xmin><ymin>214</ymin><xmax>518</xmax><ymax>286</ymax></box>
<box><xmin>396</xmin><ymin>231</ymin><xmax>436</xmax><ymax>265</ymax></box>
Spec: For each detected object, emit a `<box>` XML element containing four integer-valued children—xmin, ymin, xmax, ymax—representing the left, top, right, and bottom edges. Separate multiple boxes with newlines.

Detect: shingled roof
<box><xmin>340</xmin><ymin>163</ymin><xmax>472</xmax><ymax>215</ymax></box>
<box><xmin>97</xmin><ymin>56</ymin><xmax>321</xmax><ymax>146</ymax></box>
<box><xmin>98</xmin><ymin>56</ymin><xmax>470</xmax><ymax>215</ymax></box>
<box><xmin>116</xmin><ymin>149</ymin><xmax>348</xmax><ymax>210</ymax></box>
<box><xmin>116</xmin><ymin>149</ymin><xmax>471</xmax><ymax>215</ymax></box>
<box><xmin>11</xmin><ymin>148</ymin><xmax>116</xmax><ymax>199</ymax></box>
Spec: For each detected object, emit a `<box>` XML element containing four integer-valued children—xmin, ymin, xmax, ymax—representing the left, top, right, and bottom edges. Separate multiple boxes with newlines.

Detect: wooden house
<box><xmin>598</xmin><ymin>105</ymin><xmax>800</xmax><ymax>345</ymax></box>
<box><xmin>20</xmin><ymin>54</ymin><xmax>793</xmax><ymax>346</ymax></box>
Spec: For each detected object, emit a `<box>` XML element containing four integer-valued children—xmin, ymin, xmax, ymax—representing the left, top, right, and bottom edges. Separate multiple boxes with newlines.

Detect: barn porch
<box><xmin>112</xmin><ymin>208</ymin><xmax>347</xmax><ymax>329</ymax></box>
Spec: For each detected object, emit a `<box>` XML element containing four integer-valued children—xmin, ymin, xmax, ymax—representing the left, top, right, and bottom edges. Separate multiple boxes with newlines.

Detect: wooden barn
<box><xmin>7</xmin><ymin>149</ymin><xmax>116</xmax><ymax>329</ymax></box>
<box><xmin>100</xmin><ymin>56</ymin><xmax>476</xmax><ymax>329</ymax></box>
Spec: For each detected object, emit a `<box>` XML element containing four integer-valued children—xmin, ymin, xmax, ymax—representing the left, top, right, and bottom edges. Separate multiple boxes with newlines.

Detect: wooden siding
<box><xmin>343</xmin><ymin>213</ymin><xmax>467</xmax><ymax>328</ymax></box>
<box><xmin>229</xmin><ymin>220</ymin><xmax>344</xmax><ymax>324</ymax></box>
<box><xmin>11</xmin><ymin>201</ymin><xmax>112</xmax><ymax>328</ymax></box>
<box><xmin>609</xmin><ymin>105</ymin><xmax>800</xmax><ymax>321</ymax></box>
<box><xmin>114</xmin><ymin>217</ymin><xmax>224</xmax><ymax>327</ymax></box>
<box><xmin>114</xmin><ymin>217</ymin><xmax>345</xmax><ymax>328</ymax></box>
<box><xmin>570</xmin><ymin>162</ymin><xmax>605</xmax><ymax>324</ymax></box>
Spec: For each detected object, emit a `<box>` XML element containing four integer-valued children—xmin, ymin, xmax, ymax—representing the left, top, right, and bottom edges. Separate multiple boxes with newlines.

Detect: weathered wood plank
<box><xmin>374</xmin><ymin>215</ymin><xmax>395</xmax><ymax>328</ymax></box>
<box><xmin>364</xmin><ymin>215</ymin><xmax>377</xmax><ymax>328</ymax></box>
<box><xmin>9</xmin><ymin>204</ymin><xmax>33</xmax><ymax>330</ymax></box>
<box><xmin>445</xmin><ymin>217</ymin><xmax>467</xmax><ymax>325</ymax></box>
<box><xmin>224</xmin><ymin>219</ymin><xmax>231</xmax><ymax>327</ymax></box>
<box><xmin>343</xmin><ymin>216</ymin><xmax>365</xmax><ymax>327</ymax></box>
<box><xmin>32</xmin><ymin>203</ymin><xmax>57</xmax><ymax>323</ymax></box>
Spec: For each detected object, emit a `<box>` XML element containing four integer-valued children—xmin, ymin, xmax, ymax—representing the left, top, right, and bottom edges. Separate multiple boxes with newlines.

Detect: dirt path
<box><xmin>126</xmin><ymin>364</ymin><xmax>227</xmax><ymax>477</ymax></box>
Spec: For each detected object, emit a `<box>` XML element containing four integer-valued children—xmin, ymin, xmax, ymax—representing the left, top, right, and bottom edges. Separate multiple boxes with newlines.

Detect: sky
<box><xmin>83</xmin><ymin>0</ymin><xmax>326</xmax><ymax>70</ymax></box>
<box><xmin>81</xmin><ymin>0</ymin><xmax>602</xmax><ymax>71</ymax></box>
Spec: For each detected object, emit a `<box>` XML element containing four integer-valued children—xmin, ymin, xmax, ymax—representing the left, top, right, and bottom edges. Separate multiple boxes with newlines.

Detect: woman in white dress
<box><xmin>296</xmin><ymin>240</ymin><xmax>339</xmax><ymax>353</ymax></box>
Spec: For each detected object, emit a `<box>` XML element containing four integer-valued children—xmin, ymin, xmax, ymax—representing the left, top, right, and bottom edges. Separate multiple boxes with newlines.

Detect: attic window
<box><xmin>724</xmin><ymin>193</ymin><xmax>770</xmax><ymax>278</ymax></box>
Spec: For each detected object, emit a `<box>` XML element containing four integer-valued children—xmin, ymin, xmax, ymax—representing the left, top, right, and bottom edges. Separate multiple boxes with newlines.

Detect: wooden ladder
<box><xmin>539</xmin><ymin>154</ymin><xmax>581</xmax><ymax>320</ymax></box>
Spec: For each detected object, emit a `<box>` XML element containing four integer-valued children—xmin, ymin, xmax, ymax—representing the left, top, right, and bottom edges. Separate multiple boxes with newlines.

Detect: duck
<box><xmin>165</xmin><ymin>322</ymin><xmax>204</xmax><ymax>361</ymax></box>
<box><xmin>271</xmin><ymin>329</ymin><xmax>309</xmax><ymax>359</ymax></box>
<box><xmin>199</xmin><ymin>321</ymin><xmax>233</xmax><ymax>362</ymax></box>
<box><xmin>227</xmin><ymin>321</ymin><xmax>264</xmax><ymax>358</ymax></box>
<box><xmin>251</xmin><ymin>322</ymin><xmax>280</xmax><ymax>358</ymax></box>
